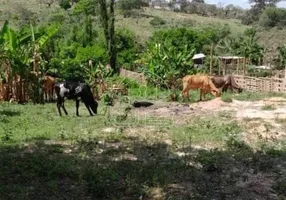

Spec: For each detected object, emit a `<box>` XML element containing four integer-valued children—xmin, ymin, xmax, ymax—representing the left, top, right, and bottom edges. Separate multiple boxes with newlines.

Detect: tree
<box><xmin>98</xmin><ymin>0</ymin><xmax>117</xmax><ymax>74</ymax></box>
<box><xmin>247</xmin><ymin>0</ymin><xmax>283</xmax><ymax>22</ymax></box>
<box><xmin>59</xmin><ymin>0</ymin><xmax>71</xmax><ymax>10</ymax></box>
<box><xmin>259</xmin><ymin>7</ymin><xmax>286</xmax><ymax>28</ymax></box>
<box><xmin>73</xmin><ymin>0</ymin><xmax>98</xmax><ymax>15</ymax></box>
<box><xmin>236</xmin><ymin>28</ymin><xmax>264</xmax><ymax>65</ymax></box>
<box><xmin>277</xmin><ymin>45</ymin><xmax>286</xmax><ymax>71</ymax></box>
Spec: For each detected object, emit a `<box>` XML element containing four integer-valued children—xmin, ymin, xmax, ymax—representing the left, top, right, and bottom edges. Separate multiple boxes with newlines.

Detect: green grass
<box><xmin>231</xmin><ymin>91</ymin><xmax>286</xmax><ymax>101</ymax></box>
<box><xmin>0</xmin><ymin>98</ymin><xmax>286</xmax><ymax>199</ymax></box>
<box><xmin>221</xmin><ymin>92</ymin><xmax>233</xmax><ymax>102</ymax></box>
<box><xmin>220</xmin><ymin>91</ymin><xmax>286</xmax><ymax>102</ymax></box>
<box><xmin>172</xmin><ymin>117</ymin><xmax>241</xmax><ymax>148</ymax></box>
<box><xmin>261</xmin><ymin>104</ymin><xmax>276</xmax><ymax>110</ymax></box>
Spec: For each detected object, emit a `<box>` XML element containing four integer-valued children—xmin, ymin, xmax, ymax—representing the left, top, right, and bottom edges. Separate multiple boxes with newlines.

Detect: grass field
<box><xmin>0</xmin><ymin>90</ymin><xmax>286</xmax><ymax>199</ymax></box>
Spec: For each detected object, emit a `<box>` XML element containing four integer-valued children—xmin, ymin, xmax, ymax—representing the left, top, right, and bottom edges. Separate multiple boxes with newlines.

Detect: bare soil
<box><xmin>124</xmin><ymin>97</ymin><xmax>286</xmax><ymax>146</ymax></box>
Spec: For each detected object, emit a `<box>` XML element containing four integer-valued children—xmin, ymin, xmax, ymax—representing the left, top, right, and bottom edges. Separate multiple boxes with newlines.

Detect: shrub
<box><xmin>115</xmin><ymin>28</ymin><xmax>138</xmax><ymax>67</ymax></box>
<box><xmin>59</xmin><ymin>0</ymin><xmax>71</xmax><ymax>10</ymax></box>
<box><xmin>221</xmin><ymin>93</ymin><xmax>233</xmax><ymax>103</ymax></box>
<box><xmin>149</xmin><ymin>16</ymin><xmax>166</xmax><ymax>26</ymax></box>
<box><xmin>258</xmin><ymin>7</ymin><xmax>286</xmax><ymax>28</ymax></box>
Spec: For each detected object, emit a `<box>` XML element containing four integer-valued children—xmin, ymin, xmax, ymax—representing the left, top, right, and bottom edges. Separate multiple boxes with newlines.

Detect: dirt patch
<box><xmin>125</xmin><ymin>96</ymin><xmax>286</xmax><ymax>147</ymax></box>
<box><xmin>128</xmin><ymin>98</ymin><xmax>231</xmax><ymax>125</ymax></box>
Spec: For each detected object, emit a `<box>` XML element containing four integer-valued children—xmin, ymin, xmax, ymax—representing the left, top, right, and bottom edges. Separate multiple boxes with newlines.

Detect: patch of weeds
<box><xmin>194</xmin><ymin>148</ymin><xmax>227</xmax><ymax>172</ymax></box>
<box><xmin>102</xmin><ymin>91</ymin><xmax>115</xmax><ymax>106</ymax></box>
<box><xmin>275</xmin><ymin>178</ymin><xmax>286</xmax><ymax>196</ymax></box>
<box><xmin>225</xmin><ymin>133</ymin><xmax>252</xmax><ymax>153</ymax></box>
<box><xmin>172</xmin><ymin>117</ymin><xmax>241</xmax><ymax>147</ymax></box>
<box><xmin>261</xmin><ymin>104</ymin><xmax>276</xmax><ymax>111</ymax></box>
<box><xmin>275</xmin><ymin>118</ymin><xmax>286</xmax><ymax>125</ymax></box>
<box><xmin>1</xmin><ymin>126</ymin><xmax>14</xmax><ymax>143</ymax></box>
<box><xmin>221</xmin><ymin>92</ymin><xmax>233</xmax><ymax>102</ymax></box>
<box><xmin>234</xmin><ymin>91</ymin><xmax>286</xmax><ymax>101</ymax></box>
<box><xmin>150</xmin><ymin>16</ymin><xmax>166</xmax><ymax>26</ymax></box>
<box><xmin>218</xmin><ymin>111</ymin><xmax>234</xmax><ymax>119</ymax></box>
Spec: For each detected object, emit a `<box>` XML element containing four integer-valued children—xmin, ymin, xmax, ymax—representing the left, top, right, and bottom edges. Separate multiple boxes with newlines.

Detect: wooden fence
<box><xmin>233</xmin><ymin>75</ymin><xmax>286</xmax><ymax>93</ymax></box>
<box><xmin>119</xmin><ymin>68</ymin><xmax>147</xmax><ymax>85</ymax></box>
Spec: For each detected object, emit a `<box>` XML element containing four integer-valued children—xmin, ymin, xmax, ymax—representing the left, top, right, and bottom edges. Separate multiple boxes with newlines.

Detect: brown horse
<box><xmin>182</xmin><ymin>74</ymin><xmax>221</xmax><ymax>101</ymax></box>
<box><xmin>211</xmin><ymin>75</ymin><xmax>242</xmax><ymax>93</ymax></box>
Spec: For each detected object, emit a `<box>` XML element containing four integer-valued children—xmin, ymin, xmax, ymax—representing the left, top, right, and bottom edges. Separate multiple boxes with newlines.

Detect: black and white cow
<box><xmin>54</xmin><ymin>81</ymin><xmax>98</xmax><ymax>116</ymax></box>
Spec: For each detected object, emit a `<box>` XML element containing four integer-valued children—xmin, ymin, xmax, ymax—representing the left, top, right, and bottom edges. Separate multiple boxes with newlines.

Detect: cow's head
<box><xmin>211</xmin><ymin>88</ymin><xmax>221</xmax><ymax>97</ymax></box>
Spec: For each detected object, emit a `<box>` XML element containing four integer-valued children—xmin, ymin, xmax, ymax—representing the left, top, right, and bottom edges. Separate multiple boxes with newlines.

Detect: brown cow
<box><xmin>182</xmin><ymin>74</ymin><xmax>221</xmax><ymax>101</ymax></box>
<box><xmin>211</xmin><ymin>75</ymin><xmax>242</xmax><ymax>93</ymax></box>
<box><xmin>43</xmin><ymin>75</ymin><xmax>57</xmax><ymax>102</ymax></box>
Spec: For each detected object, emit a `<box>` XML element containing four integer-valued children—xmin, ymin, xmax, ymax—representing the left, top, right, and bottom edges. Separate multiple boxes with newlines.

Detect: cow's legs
<box><xmin>51</xmin><ymin>88</ymin><xmax>55</xmax><ymax>101</ymax></box>
<box><xmin>58</xmin><ymin>97</ymin><xmax>68</xmax><ymax>115</ymax></box>
<box><xmin>200</xmin><ymin>89</ymin><xmax>206</xmax><ymax>101</ymax></box>
<box><xmin>44</xmin><ymin>91</ymin><xmax>48</xmax><ymax>102</ymax></box>
<box><xmin>84</xmin><ymin>102</ymin><xmax>94</xmax><ymax>116</ymax></box>
<box><xmin>76</xmin><ymin>99</ymin><xmax>80</xmax><ymax>116</ymax></box>
<box><xmin>62</xmin><ymin>101</ymin><xmax>68</xmax><ymax>115</ymax></box>
<box><xmin>182</xmin><ymin>88</ymin><xmax>191</xmax><ymax>101</ymax></box>
<box><xmin>57</xmin><ymin>97</ymin><xmax>63</xmax><ymax>116</ymax></box>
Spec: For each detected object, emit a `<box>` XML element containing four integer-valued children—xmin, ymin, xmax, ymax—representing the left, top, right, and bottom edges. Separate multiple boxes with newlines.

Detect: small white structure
<box><xmin>192</xmin><ymin>53</ymin><xmax>206</xmax><ymax>60</ymax></box>
<box><xmin>192</xmin><ymin>53</ymin><xmax>206</xmax><ymax>67</ymax></box>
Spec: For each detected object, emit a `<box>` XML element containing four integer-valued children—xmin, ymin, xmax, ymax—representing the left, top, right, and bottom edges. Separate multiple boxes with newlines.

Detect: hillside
<box><xmin>116</xmin><ymin>7</ymin><xmax>250</xmax><ymax>44</ymax></box>
<box><xmin>1</xmin><ymin>0</ymin><xmax>285</xmax><ymax>57</ymax></box>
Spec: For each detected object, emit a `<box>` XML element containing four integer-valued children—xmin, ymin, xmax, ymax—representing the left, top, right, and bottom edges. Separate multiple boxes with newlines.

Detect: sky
<box><xmin>204</xmin><ymin>0</ymin><xmax>286</xmax><ymax>9</ymax></box>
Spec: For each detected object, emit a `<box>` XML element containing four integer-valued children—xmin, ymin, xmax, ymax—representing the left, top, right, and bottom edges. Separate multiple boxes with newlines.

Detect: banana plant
<box><xmin>0</xmin><ymin>21</ymin><xmax>33</xmax><ymax>102</ymax></box>
<box><xmin>0</xmin><ymin>20</ymin><xmax>58</xmax><ymax>102</ymax></box>
<box><xmin>141</xmin><ymin>42</ymin><xmax>195</xmax><ymax>88</ymax></box>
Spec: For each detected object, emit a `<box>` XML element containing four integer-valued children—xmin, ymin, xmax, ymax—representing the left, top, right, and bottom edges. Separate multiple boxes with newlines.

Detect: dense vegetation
<box><xmin>2</xmin><ymin>0</ymin><xmax>285</xmax><ymax>91</ymax></box>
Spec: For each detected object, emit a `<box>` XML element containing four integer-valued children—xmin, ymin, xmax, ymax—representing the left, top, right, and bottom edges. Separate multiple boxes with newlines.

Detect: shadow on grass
<box><xmin>0</xmin><ymin>110</ymin><xmax>21</xmax><ymax>117</ymax></box>
<box><xmin>0</xmin><ymin>138</ymin><xmax>285</xmax><ymax>200</ymax></box>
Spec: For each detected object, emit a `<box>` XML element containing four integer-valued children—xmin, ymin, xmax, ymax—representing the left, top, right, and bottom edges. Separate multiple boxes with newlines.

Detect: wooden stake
<box><xmin>210</xmin><ymin>42</ymin><xmax>214</xmax><ymax>75</ymax></box>
<box><xmin>237</xmin><ymin>58</ymin><xmax>240</xmax><ymax>75</ymax></box>
<box><xmin>218</xmin><ymin>59</ymin><xmax>221</xmax><ymax>75</ymax></box>
<box><xmin>243</xmin><ymin>57</ymin><xmax>246</xmax><ymax>76</ymax></box>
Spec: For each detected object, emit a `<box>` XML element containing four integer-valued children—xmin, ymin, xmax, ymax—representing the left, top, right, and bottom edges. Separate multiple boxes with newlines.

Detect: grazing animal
<box><xmin>211</xmin><ymin>75</ymin><xmax>242</xmax><ymax>93</ymax></box>
<box><xmin>43</xmin><ymin>75</ymin><xmax>57</xmax><ymax>102</ymax></box>
<box><xmin>182</xmin><ymin>74</ymin><xmax>221</xmax><ymax>101</ymax></box>
<box><xmin>54</xmin><ymin>81</ymin><xmax>98</xmax><ymax>116</ymax></box>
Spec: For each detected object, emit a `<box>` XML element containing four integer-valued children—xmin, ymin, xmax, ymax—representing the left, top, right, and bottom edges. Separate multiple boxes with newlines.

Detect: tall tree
<box><xmin>247</xmin><ymin>0</ymin><xmax>283</xmax><ymax>22</ymax></box>
<box><xmin>98</xmin><ymin>0</ymin><xmax>117</xmax><ymax>74</ymax></box>
<box><xmin>249</xmin><ymin>0</ymin><xmax>281</xmax><ymax>13</ymax></box>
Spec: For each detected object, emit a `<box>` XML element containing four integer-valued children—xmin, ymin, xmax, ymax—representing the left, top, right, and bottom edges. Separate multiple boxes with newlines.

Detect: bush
<box><xmin>75</xmin><ymin>44</ymin><xmax>108</xmax><ymax>64</ymax></box>
<box><xmin>59</xmin><ymin>0</ymin><xmax>71</xmax><ymax>10</ymax></box>
<box><xmin>259</xmin><ymin>7</ymin><xmax>286</xmax><ymax>28</ymax></box>
<box><xmin>221</xmin><ymin>93</ymin><xmax>233</xmax><ymax>103</ymax></box>
<box><xmin>149</xmin><ymin>16</ymin><xmax>166</xmax><ymax>26</ymax></box>
<box><xmin>60</xmin><ymin>59</ymin><xmax>87</xmax><ymax>82</ymax></box>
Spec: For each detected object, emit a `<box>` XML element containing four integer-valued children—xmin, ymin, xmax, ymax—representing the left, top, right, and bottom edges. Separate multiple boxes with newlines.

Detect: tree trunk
<box><xmin>98</xmin><ymin>0</ymin><xmax>117</xmax><ymax>74</ymax></box>
<box><xmin>99</xmin><ymin>0</ymin><xmax>110</xmax><ymax>47</ymax></box>
<box><xmin>109</xmin><ymin>0</ymin><xmax>117</xmax><ymax>74</ymax></box>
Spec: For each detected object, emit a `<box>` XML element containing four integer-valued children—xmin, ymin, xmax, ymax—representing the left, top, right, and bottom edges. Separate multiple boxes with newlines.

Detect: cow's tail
<box><xmin>84</xmin><ymin>85</ymin><xmax>98</xmax><ymax>114</ymax></box>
